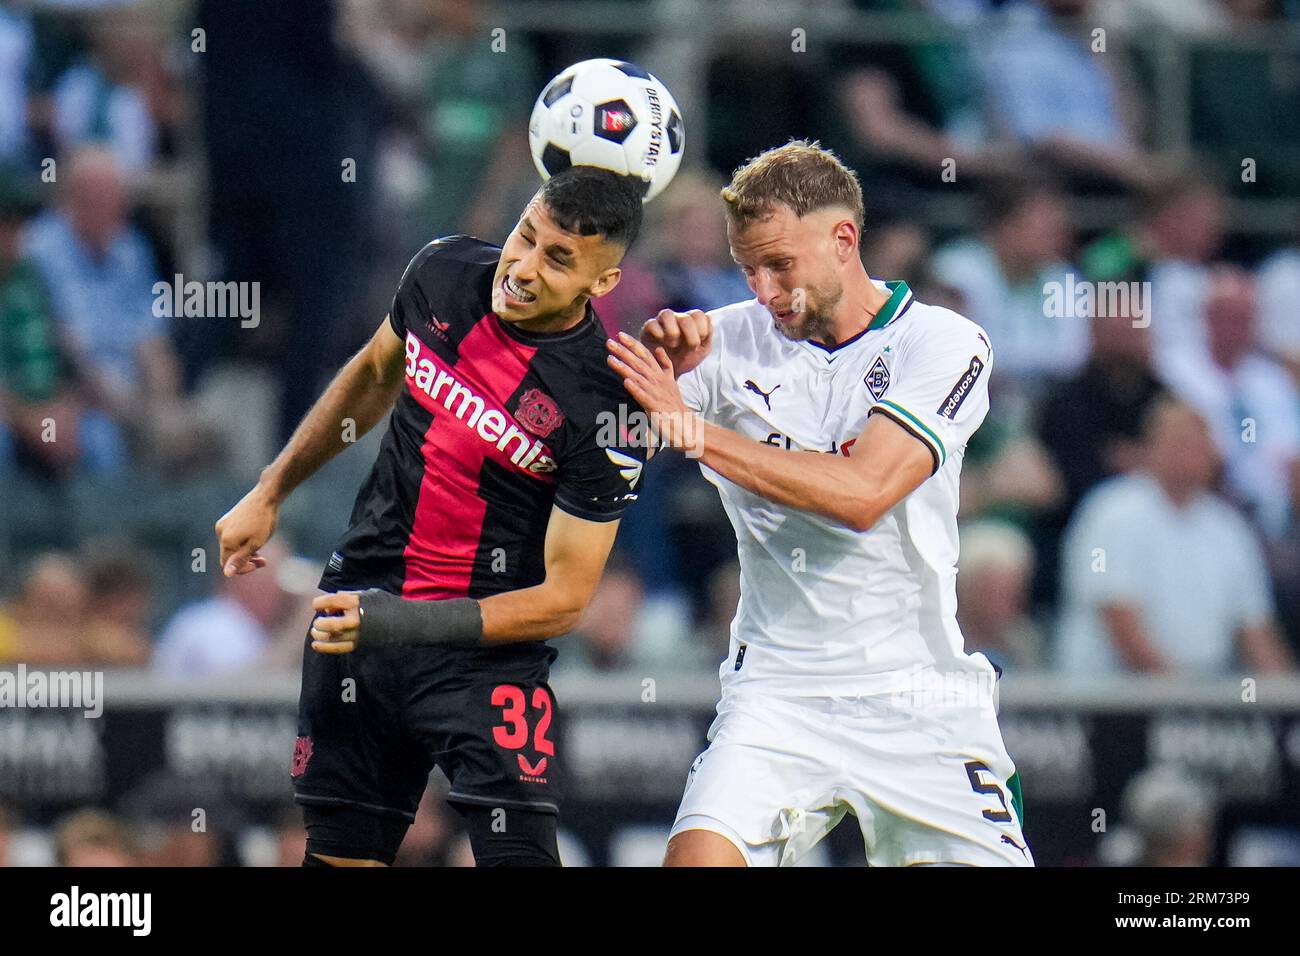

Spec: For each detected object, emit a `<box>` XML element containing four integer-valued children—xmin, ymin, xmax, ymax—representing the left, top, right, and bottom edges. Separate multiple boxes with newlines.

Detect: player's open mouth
<box><xmin>774</xmin><ymin>309</ymin><xmax>795</xmax><ymax>322</ymax></box>
<box><xmin>503</xmin><ymin>275</ymin><xmax>536</xmax><ymax>305</ymax></box>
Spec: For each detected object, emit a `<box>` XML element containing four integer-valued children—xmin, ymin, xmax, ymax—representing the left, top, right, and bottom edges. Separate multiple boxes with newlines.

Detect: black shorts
<box><xmin>291</xmin><ymin>630</ymin><xmax>562</xmax><ymax>823</ymax></box>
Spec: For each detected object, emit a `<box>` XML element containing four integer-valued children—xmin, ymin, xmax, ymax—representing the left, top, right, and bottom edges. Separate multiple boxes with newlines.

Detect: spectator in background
<box><xmin>340</xmin><ymin>0</ymin><xmax>537</xmax><ymax>244</ymax></box>
<box><xmin>1187</xmin><ymin>0</ymin><xmax>1300</xmax><ymax>198</ymax></box>
<box><xmin>862</xmin><ymin>218</ymin><xmax>932</xmax><ymax>284</ymax></box>
<box><xmin>0</xmin><ymin>166</ymin><xmax>87</xmax><ymax>476</ymax></box>
<box><xmin>120</xmin><ymin>773</ymin><xmax>237</xmax><ymax>866</ymax></box>
<box><xmin>956</xmin><ymin>520</ymin><xmax>1046</xmax><ymax>671</ymax></box>
<box><xmin>1081</xmin><ymin>171</ymin><xmax>1227</xmax><ymax>365</ymax></box>
<box><xmin>50</xmin><ymin>10</ymin><xmax>162</xmax><ymax>173</ymax></box>
<box><xmin>79</xmin><ymin>543</ymin><xmax>153</xmax><ymax>666</ymax></box>
<box><xmin>0</xmin><ymin>547</ymin><xmax>156</xmax><ymax>666</ymax></box>
<box><xmin>1256</xmin><ymin>220</ymin><xmax>1300</xmax><ymax>379</ymax></box>
<box><xmin>410</xmin><ymin>0</ymin><xmax>537</xmax><ymax>243</ymax></box>
<box><xmin>975</xmin><ymin>0</ymin><xmax>1156</xmax><ymax>189</ymax></box>
<box><xmin>834</xmin><ymin>0</ymin><xmax>1026</xmax><ymax>211</ymax></box>
<box><xmin>152</xmin><ymin>538</ymin><xmax>295</xmax><ymax>679</ymax></box>
<box><xmin>958</xmin><ymin>421</ymin><xmax>1065</xmax><ymax>530</ymax></box>
<box><xmin>53</xmin><ymin>808</ymin><xmax>138</xmax><ymax>866</ymax></box>
<box><xmin>1267</xmin><ymin>459</ymin><xmax>1300</xmax><ymax>658</ymax></box>
<box><xmin>23</xmin><ymin>147</ymin><xmax>173</xmax><ymax>471</ymax></box>
<box><xmin>0</xmin><ymin>5</ymin><xmax>33</xmax><ymax>165</ymax></box>
<box><xmin>649</xmin><ymin>170</ymin><xmax>754</xmax><ymax>315</ymax></box>
<box><xmin>1105</xmin><ymin>765</ymin><xmax>1216</xmax><ymax>867</ymax></box>
<box><xmin>0</xmin><ymin>553</ymin><xmax>89</xmax><ymax>665</ymax></box>
<box><xmin>198</xmin><ymin>0</ymin><xmax>374</xmax><ymax>442</ymax></box>
<box><xmin>1038</xmin><ymin>304</ymin><xmax>1167</xmax><ymax>521</ymax></box>
<box><xmin>1057</xmin><ymin>397</ymin><xmax>1294</xmax><ymax>677</ymax></box>
<box><xmin>1033</xmin><ymin>298</ymin><xmax>1166</xmax><ymax>605</ymax></box>
<box><xmin>930</xmin><ymin>177</ymin><xmax>1085</xmax><ymax>398</ymax></box>
<box><xmin>1156</xmin><ymin>266</ymin><xmax>1300</xmax><ymax>538</ymax></box>
<box><xmin>554</xmin><ymin>560</ymin><xmax>644</xmax><ymax>672</ymax></box>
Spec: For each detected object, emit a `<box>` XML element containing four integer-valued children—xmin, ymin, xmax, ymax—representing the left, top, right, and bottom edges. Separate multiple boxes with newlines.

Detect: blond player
<box><xmin>607</xmin><ymin>141</ymin><xmax>1031</xmax><ymax>867</ymax></box>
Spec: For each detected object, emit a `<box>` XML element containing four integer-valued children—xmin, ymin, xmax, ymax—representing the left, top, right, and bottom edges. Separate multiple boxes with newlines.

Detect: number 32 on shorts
<box><xmin>491</xmin><ymin>684</ymin><xmax>556</xmax><ymax>757</ymax></box>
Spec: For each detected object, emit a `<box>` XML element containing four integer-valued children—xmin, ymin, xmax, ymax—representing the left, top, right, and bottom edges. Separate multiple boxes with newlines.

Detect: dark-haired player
<box><xmin>215</xmin><ymin>167</ymin><xmax>649</xmax><ymax>867</ymax></box>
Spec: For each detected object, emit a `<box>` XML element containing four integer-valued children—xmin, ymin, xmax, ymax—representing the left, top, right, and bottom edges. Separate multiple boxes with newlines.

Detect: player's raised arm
<box><xmin>607</xmin><ymin>321</ymin><xmax>988</xmax><ymax>533</ymax></box>
<box><xmin>214</xmin><ymin>318</ymin><xmax>406</xmax><ymax>576</ymax></box>
<box><xmin>308</xmin><ymin>506</ymin><xmax>621</xmax><ymax>652</ymax></box>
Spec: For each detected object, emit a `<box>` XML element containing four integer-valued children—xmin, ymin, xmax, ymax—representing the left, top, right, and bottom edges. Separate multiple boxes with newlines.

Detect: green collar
<box><xmin>866</xmin><ymin>280</ymin><xmax>913</xmax><ymax>332</ymax></box>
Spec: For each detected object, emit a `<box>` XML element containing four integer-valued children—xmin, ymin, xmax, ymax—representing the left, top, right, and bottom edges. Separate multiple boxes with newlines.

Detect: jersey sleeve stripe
<box><xmin>871</xmin><ymin>399</ymin><xmax>945</xmax><ymax>472</ymax></box>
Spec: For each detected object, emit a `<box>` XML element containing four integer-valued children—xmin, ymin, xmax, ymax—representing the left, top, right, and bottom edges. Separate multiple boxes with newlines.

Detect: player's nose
<box><xmin>514</xmin><ymin>251</ymin><xmax>540</xmax><ymax>283</ymax></box>
<box><xmin>752</xmin><ymin>272</ymin><xmax>779</xmax><ymax>306</ymax></box>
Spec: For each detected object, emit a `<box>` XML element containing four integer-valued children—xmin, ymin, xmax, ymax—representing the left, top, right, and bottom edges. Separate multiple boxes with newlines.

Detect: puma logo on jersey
<box><xmin>743</xmin><ymin>379</ymin><xmax>781</xmax><ymax>410</ymax></box>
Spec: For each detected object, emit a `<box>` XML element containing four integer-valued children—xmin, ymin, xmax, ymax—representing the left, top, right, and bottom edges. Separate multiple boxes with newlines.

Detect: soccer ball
<box><xmin>528</xmin><ymin>58</ymin><xmax>685</xmax><ymax>203</ymax></box>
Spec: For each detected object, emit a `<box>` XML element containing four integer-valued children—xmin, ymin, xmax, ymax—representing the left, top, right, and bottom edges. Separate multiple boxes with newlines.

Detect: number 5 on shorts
<box><xmin>964</xmin><ymin>759</ymin><xmax>1013</xmax><ymax>823</ymax></box>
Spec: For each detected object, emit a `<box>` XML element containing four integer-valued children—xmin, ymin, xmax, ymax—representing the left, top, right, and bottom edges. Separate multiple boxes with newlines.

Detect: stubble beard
<box><xmin>773</xmin><ymin>279</ymin><xmax>843</xmax><ymax>343</ymax></box>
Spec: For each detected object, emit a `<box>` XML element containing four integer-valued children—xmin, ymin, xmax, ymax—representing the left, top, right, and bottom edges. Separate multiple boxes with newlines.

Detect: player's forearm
<box><xmin>697</xmin><ymin>419</ymin><xmax>880</xmax><ymax>532</ymax></box>
<box><xmin>356</xmin><ymin>585</ymin><xmax>580</xmax><ymax>648</ymax></box>
<box><xmin>478</xmin><ymin>584</ymin><xmax>583</xmax><ymax>643</ymax></box>
<box><xmin>259</xmin><ymin>351</ymin><xmax>403</xmax><ymax>504</ymax></box>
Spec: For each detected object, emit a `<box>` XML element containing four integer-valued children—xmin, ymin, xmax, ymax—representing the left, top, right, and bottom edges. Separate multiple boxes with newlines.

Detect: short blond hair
<box><xmin>721</xmin><ymin>139</ymin><xmax>864</xmax><ymax>234</ymax></box>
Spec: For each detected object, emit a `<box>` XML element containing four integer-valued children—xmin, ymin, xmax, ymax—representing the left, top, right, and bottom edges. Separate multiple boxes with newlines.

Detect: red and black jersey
<box><xmin>319</xmin><ymin>236</ymin><xmax>647</xmax><ymax>601</ymax></box>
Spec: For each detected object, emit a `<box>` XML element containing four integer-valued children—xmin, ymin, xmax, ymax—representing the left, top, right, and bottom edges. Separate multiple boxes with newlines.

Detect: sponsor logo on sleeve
<box><xmin>937</xmin><ymin>356</ymin><xmax>984</xmax><ymax>420</ymax></box>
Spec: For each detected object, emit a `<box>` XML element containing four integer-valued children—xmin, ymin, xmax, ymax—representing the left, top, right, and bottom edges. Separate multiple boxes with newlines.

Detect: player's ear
<box><xmin>587</xmin><ymin>265</ymin><xmax>622</xmax><ymax>300</ymax></box>
<box><xmin>833</xmin><ymin>218</ymin><xmax>859</xmax><ymax>262</ymax></box>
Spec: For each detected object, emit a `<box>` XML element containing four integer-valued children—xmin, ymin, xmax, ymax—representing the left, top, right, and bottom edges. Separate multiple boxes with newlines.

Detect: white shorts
<box><xmin>669</xmin><ymin>687</ymin><xmax>1034</xmax><ymax>867</ymax></box>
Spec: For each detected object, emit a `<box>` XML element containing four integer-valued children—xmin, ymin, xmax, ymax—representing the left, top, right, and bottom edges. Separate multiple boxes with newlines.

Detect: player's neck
<box><xmin>509</xmin><ymin>297</ymin><xmax>590</xmax><ymax>336</ymax></box>
<box><xmin>816</xmin><ymin>269</ymin><xmax>891</xmax><ymax>348</ymax></box>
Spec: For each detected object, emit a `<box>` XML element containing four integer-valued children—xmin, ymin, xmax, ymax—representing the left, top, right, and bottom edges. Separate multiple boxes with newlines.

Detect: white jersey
<box><xmin>679</xmin><ymin>280</ymin><xmax>996</xmax><ymax>697</ymax></box>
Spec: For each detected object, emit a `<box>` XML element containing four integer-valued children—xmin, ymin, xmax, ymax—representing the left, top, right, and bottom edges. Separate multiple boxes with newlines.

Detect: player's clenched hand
<box><xmin>640</xmin><ymin>309</ymin><xmax>711</xmax><ymax>377</ymax></box>
<box><xmin>214</xmin><ymin>486</ymin><xmax>277</xmax><ymax>577</ymax></box>
<box><xmin>311</xmin><ymin>592</ymin><xmax>361</xmax><ymax>654</ymax></box>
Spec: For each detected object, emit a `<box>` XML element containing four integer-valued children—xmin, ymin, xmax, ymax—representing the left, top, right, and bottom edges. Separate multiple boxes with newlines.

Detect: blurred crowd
<box><xmin>0</xmin><ymin>771</ymin><xmax>506</xmax><ymax>867</ymax></box>
<box><xmin>2</xmin><ymin>0</ymin><xmax>1300</xmax><ymax>691</ymax></box>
